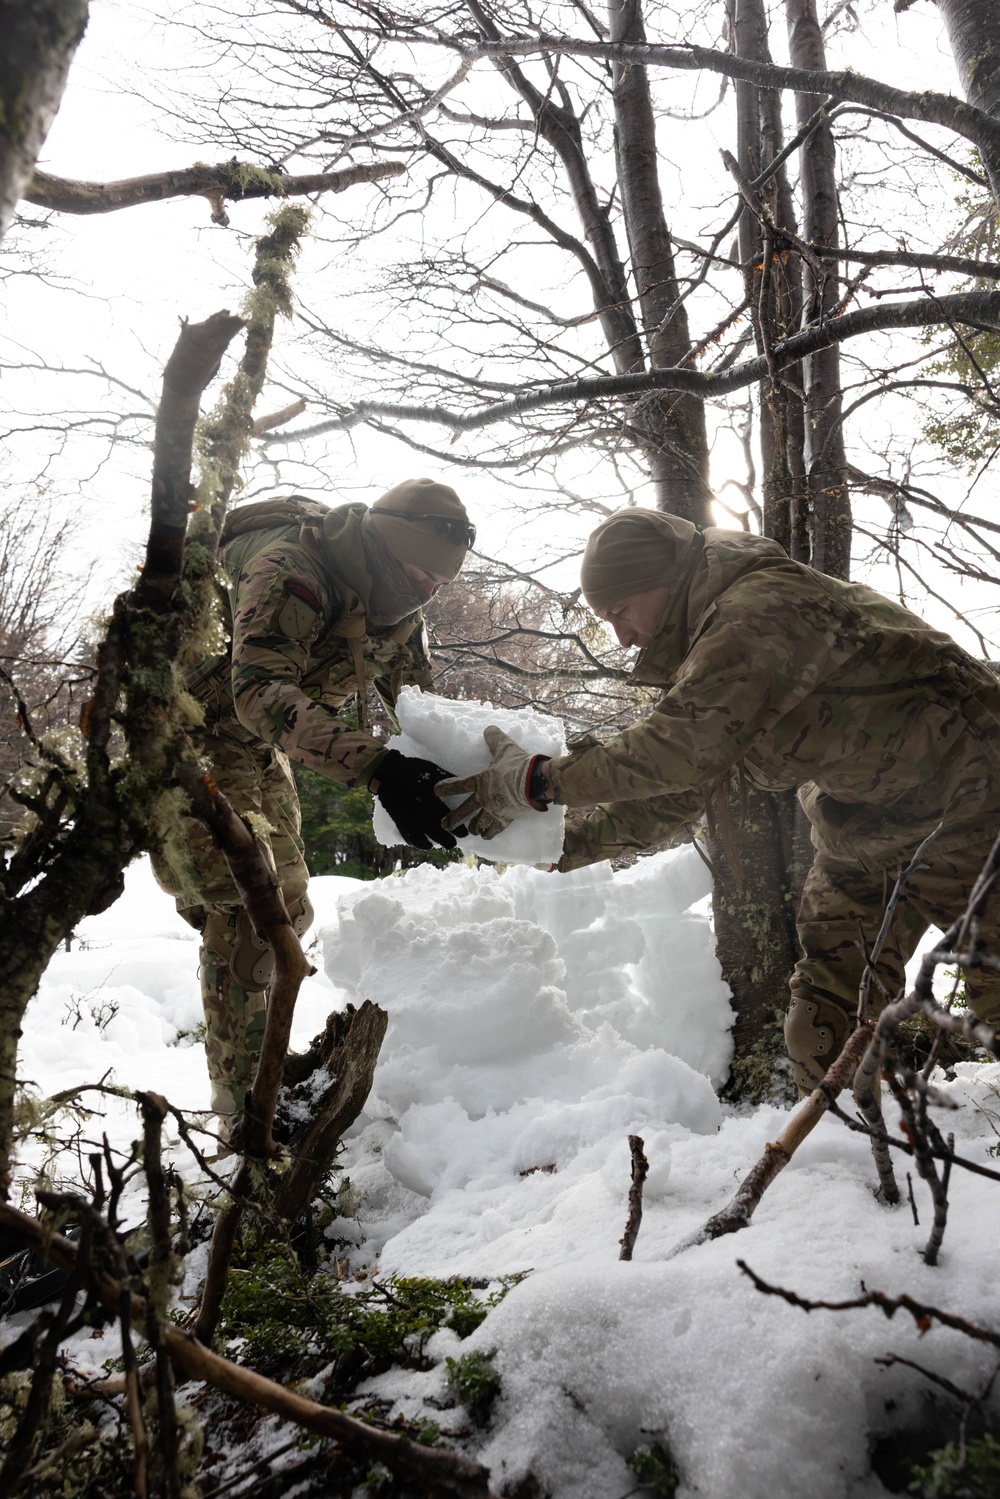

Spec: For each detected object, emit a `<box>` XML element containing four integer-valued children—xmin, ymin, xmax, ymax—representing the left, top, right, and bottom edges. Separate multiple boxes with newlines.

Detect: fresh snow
<box><xmin>371</xmin><ymin>686</ymin><xmax>567</xmax><ymax>864</ymax></box>
<box><xmin>10</xmin><ymin>850</ymin><xmax>1000</xmax><ymax>1498</ymax></box>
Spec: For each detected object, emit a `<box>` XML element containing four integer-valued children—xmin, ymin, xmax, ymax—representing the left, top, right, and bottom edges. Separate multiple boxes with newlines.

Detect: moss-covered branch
<box><xmin>24</xmin><ymin>158</ymin><xmax>404</xmax><ymax>224</ymax></box>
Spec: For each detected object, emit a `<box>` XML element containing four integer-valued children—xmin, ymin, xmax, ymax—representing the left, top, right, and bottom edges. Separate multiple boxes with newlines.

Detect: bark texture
<box><xmin>786</xmin><ymin>0</ymin><xmax>851</xmax><ymax>580</ymax></box>
<box><xmin>705</xmin><ymin>0</ymin><xmax>808</xmax><ymax>1094</ymax></box>
<box><xmin>608</xmin><ymin>0</ymin><xmax>713</xmax><ymax>522</ymax></box>
<box><xmin>25</xmin><ymin>159</ymin><xmax>404</xmax><ymax>221</ymax></box>
<box><xmin>938</xmin><ymin>0</ymin><xmax>1000</xmax><ymax>210</ymax></box>
<box><xmin>0</xmin><ymin>0</ymin><xmax>88</xmax><ymax>241</ymax></box>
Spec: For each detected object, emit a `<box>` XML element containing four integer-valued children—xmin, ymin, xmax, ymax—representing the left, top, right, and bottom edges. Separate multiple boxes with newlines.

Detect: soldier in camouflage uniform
<box><xmin>439</xmin><ymin>509</ymin><xmax>1000</xmax><ymax>1092</ymax></box>
<box><xmin>153</xmin><ymin>478</ymin><xmax>474</xmax><ymax>1140</ymax></box>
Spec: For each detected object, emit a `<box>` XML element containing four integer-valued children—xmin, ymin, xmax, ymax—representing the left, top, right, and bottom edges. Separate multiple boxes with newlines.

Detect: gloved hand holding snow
<box><xmin>369</xmin><ymin>749</ymin><xmax>467</xmax><ymax>850</ymax></box>
<box><xmin>437</xmin><ymin>726</ymin><xmax>550</xmax><ymax>840</ymax></box>
<box><xmin>371</xmin><ymin>687</ymin><xmax>566</xmax><ymax>865</ymax></box>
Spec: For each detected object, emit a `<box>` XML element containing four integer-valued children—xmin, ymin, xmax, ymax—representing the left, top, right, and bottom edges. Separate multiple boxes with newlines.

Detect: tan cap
<box><xmin>368</xmin><ymin>478</ymin><xmax>473</xmax><ymax>580</ymax></box>
<box><xmin>580</xmin><ymin>508</ymin><xmax>699</xmax><ymax>613</ymax></box>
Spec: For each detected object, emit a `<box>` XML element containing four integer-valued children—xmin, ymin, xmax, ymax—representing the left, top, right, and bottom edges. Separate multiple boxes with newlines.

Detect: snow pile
<box><xmin>15</xmin><ymin>854</ymin><xmax>1000</xmax><ymax>1499</ymax></box>
<box><xmin>372</xmin><ymin>685</ymin><xmax>567</xmax><ymax>865</ymax></box>
<box><xmin>322</xmin><ymin>849</ymin><xmax>727</xmax><ymax>1266</ymax></box>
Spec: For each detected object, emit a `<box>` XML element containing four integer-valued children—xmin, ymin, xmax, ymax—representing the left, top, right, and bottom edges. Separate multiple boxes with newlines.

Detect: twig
<box><xmin>0</xmin><ymin>1204</ymin><xmax>501</xmax><ymax>1499</ymax></box>
<box><xmin>664</xmin><ymin>1027</ymin><xmax>872</xmax><ymax>1258</ymax></box>
<box><xmin>619</xmin><ymin>1135</ymin><xmax>648</xmax><ymax>1262</ymax></box>
<box><xmin>737</xmin><ymin>1259</ymin><xmax>1000</xmax><ymax>1349</ymax></box>
<box><xmin>849</xmin><ymin>830</ymin><xmax>942</xmax><ymax>1207</ymax></box>
<box><xmin>856</xmin><ymin>826</ymin><xmax>940</xmax><ymax>1024</ymax></box>
<box><xmin>137</xmin><ymin>1092</ymin><xmax>181</xmax><ymax>1499</ymax></box>
<box><xmin>906</xmin><ymin>1172</ymin><xmax>919</xmax><ymax>1226</ymax></box>
<box><xmin>200</xmin><ymin>1438</ymin><xmax>299</xmax><ymax>1499</ymax></box>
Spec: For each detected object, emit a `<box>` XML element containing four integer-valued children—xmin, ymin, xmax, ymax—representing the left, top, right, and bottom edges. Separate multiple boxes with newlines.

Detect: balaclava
<box><xmin>362</xmin><ymin>478</ymin><xmax>472</xmax><ymax>625</ymax></box>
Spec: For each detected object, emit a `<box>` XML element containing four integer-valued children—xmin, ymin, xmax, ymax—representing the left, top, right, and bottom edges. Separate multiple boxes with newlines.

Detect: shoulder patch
<box><xmin>278</xmin><ymin>578</ymin><xmax>324</xmax><ymax>641</ymax></box>
<box><xmin>284</xmin><ymin>579</ymin><xmax>322</xmax><ymax>611</ymax></box>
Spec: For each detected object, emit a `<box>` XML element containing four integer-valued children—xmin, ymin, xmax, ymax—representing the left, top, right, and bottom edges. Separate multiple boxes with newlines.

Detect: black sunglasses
<box><xmin>377</xmin><ymin>509</ymin><xmax>476</xmax><ymax>548</ymax></box>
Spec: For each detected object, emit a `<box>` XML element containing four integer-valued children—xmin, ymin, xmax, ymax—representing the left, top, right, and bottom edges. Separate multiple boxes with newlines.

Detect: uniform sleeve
<box><xmin>547</xmin><ymin>584</ymin><xmax>855</xmax><ymax>807</ymax></box>
<box><xmin>557</xmin><ymin>790</ymin><xmax>704</xmax><ymax>872</ymax></box>
<box><xmin>229</xmin><ymin>544</ymin><xmax>384</xmax><ymax>785</ymax></box>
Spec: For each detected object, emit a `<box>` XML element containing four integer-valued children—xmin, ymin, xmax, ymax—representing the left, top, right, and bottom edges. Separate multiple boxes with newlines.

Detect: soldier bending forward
<box><xmin>439</xmin><ymin>508</ymin><xmax>1000</xmax><ymax>1092</ymax></box>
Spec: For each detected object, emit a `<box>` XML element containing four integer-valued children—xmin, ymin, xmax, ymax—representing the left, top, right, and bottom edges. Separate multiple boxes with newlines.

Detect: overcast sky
<box><xmin>3</xmin><ymin>0</ymin><xmax>997</xmax><ymax>657</ymax></box>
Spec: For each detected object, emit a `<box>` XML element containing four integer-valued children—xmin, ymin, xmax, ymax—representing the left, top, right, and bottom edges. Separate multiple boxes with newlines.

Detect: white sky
<box><xmin>2</xmin><ymin>0</ymin><xmax>998</xmax><ymax>657</ymax></box>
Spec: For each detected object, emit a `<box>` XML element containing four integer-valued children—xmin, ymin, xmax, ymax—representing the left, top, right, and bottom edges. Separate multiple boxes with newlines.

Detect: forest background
<box><xmin>4</xmin><ymin>3</ymin><xmax>1000</xmax><ymax>1497</ymax></box>
<box><xmin>5</xmin><ymin>0</ymin><xmax>1000</xmax><ymax>1069</ymax></box>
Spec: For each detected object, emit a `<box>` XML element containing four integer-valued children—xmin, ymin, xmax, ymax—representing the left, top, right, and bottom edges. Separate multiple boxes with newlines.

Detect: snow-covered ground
<box><xmin>12</xmin><ymin>851</ymin><xmax>1000</xmax><ymax>1498</ymax></box>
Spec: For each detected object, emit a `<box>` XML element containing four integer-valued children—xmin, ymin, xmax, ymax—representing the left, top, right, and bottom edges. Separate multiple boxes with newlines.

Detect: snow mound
<box><xmin>371</xmin><ymin>685</ymin><xmax>567</xmax><ymax>865</ymax></box>
<box><xmin>323</xmin><ymin>848</ymin><xmax>730</xmax><ymax>1251</ymax></box>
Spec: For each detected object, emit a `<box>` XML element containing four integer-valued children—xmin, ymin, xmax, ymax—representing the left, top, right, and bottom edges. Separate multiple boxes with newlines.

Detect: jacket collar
<box><xmin>630</xmin><ymin>528</ymin><xmax>788</xmax><ymax>687</ymax></box>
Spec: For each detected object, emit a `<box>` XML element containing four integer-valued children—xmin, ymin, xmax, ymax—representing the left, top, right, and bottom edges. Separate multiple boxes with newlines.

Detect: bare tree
<box><xmin>0</xmin><ymin>491</ymin><xmax>92</xmax><ymax>842</ymax></box>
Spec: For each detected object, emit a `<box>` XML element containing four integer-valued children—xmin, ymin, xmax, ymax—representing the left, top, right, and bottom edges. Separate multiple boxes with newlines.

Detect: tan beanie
<box><xmin>580</xmin><ymin>508</ymin><xmax>700</xmax><ymax>613</ymax></box>
<box><xmin>368</xmin><ymin>478</ymin><xmax>472</xmax><ymax>580</ymax></box>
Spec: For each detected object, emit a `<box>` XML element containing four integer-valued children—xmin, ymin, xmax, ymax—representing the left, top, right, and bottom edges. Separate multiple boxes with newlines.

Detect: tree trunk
<box><xmin>701</xmin><ymin>0</ymin><xmax>807</xmax><ymax>1098</ymax></box>
<box><xmin>786</xmin><ymin>0</ymin><xmax>851</xmax><ymax>580</ymax></box>
<box><xmin>609</xmin><ymin>0</ymin><xmax>713</xmax><ymax>524</ymax></box>
<box><xmin>938</xmin><ymin>0</ymin><xmax>1000</xmax><ymax>210</ymax></box>
<box><xmin>0</xmin><ymin>0</ymin><xmax>88</xmax><ymax>241</ymax></box>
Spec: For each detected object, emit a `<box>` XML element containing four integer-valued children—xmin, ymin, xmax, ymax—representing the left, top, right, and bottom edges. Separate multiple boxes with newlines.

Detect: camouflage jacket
<box><xmin>190</xmin><ymin>500</ymin><xmax>433</xmax><ymax>785</ymax></box>
<box><xmin>553</xmin><ymin>529</ymin><xmax>1000</xmax><ymax>873</ymax></box>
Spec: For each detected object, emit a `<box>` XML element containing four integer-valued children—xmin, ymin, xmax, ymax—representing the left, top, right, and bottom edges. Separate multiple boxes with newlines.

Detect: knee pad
<box><xmin>202</xmin><ymin>893</ymin><xmax>314</xmax><ymax>992</ymax></box>
<box><xmin>785</xmin><ymin>990</ymin><xmax>854</xmax><ymax>1097</ymax></box>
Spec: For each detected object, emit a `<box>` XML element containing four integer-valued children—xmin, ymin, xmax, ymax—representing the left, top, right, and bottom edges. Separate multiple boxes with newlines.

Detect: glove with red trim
<box><xmin>436</xmin><ymin>726</ymin><xmax>550</xmax><ymax>841</ymax></box>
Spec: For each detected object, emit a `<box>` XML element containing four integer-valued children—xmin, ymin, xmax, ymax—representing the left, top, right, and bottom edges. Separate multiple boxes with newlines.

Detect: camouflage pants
<box><xmin>151</xmin><ymin>734</ymin><xmax>309</xmax><ymax>1128</ymax></box>
<box><xmin>785</xmin><ymin>832</ymin><xmax>1000</xmax><ymax>1092</ymax></box>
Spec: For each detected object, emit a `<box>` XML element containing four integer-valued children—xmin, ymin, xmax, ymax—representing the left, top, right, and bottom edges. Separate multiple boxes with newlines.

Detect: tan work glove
<box><xmin>436</xmin><ymin>725</ymin><xmax>550</xmax><ymax>840</ymax></box>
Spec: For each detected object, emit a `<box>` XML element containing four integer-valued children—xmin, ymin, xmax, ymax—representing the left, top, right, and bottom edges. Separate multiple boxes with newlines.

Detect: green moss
<box><xmin>216</xmin><ymin>160</ymin><xmax>287</xmax><ymax>198</ymax></box>
<box><xmin>216</xmin><ymin>1246</ymin><xmax>524</xmax><ymax>1389</ymax></box>
<box><xmin>909</xmin><ymin>1434</ymin><xmax>1000</xmax><ymax>1498</ymax></box>
<box><xmin>629</xmin><ymin>1441</ymin><xmax>681</xmax><ymax>1497</ymax></box>
<box><xmin>444</xmin><ymin>1348</ymin><xmax>501</xmax><ymax>1426</ymax></box>
<box><xmin>725</xmin><ymin>1006</ymin><xmax>797</xmax><ymax>1106</ymax></box>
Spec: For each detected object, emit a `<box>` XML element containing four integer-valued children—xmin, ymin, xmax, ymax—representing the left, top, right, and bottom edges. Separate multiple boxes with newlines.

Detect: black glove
<box><xmin>368</xmin><ymin>749</ymin><xmax>467</xmax><ymax>850</ymax></box>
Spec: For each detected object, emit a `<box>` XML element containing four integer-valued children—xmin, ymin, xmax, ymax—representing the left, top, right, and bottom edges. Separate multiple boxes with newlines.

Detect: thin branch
<box><xmin>618</xmin><ymin>1134</ymin><xmax>648</xmax><ymax>1261</ymax></box>
<box><xmin>0</xmin><ymin>1204</ymin><xmax>500</xmax><ymax>1499</ymax></box>
<box><xmin>265</xmin><ymin>288</ymin><xmax>1000</xmax><ymax>442</ymax></box>
<box><xmin>737</xmin><ymin>1260</ymin><xmax>1000</xmax><ymax>1349</ymax></box>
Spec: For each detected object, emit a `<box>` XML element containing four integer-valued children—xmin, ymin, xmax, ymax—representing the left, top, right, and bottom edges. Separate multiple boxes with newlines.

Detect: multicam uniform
<box><xmin>548</xmin><ymin>526</ymin><xmax>1000</xmax><ymax>1090</ymax></box>
<box><xmin>152</xmin><ymin>498</ymin><xmax>433</xmax><ymax>1126</ymax></box>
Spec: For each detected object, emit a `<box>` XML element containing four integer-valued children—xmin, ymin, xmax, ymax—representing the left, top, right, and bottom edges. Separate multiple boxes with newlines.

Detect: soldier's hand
<box><xmin>436</xmin><ymin>726</ymin><xmax>551</xmax><ymax>840</ymax></box>
<box><xmin>368</xmin><ymin>750</ymin><xmax>467</xmax><ymax>850</ymax></box>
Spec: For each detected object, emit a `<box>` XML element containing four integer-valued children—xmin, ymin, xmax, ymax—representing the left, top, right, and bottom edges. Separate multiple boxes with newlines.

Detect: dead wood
<box><xmin>618</xmin><ymin>1134</ymin><xmax>648</xmax><ymax>1262</ymax></box>
<box><xmin>135</xmin><ymin>311</ymin><xmax>245</xmax><ymax>612</ymax></box>
<box><xmin>736</xmin><ymin>1257</ymin><xmax>1000</xmax><ymax>1349</ymax></box>
<box><xmin>665</xmin><ymin>1025</ymin><xmax>873</xmax><ymax>1260</ymax></box>
<box><xmin>137</xmin><ymin>1091</ymin><xmax>181</xmax><ymax>1499</ymax></box>
<box><xmin>274</xmin><ymin>1001</ymin><xmax>388</xmax><ymax>1227</ymax></box>
<box><xmin>0</xmin><ymin>1203</ymin><xmax>500</xmax><ymax>1499</ymax></box>
<box><xmin>252</xmin><ymin>396</ymin><xmax>307</xmax><ymax>435</ymax></box>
